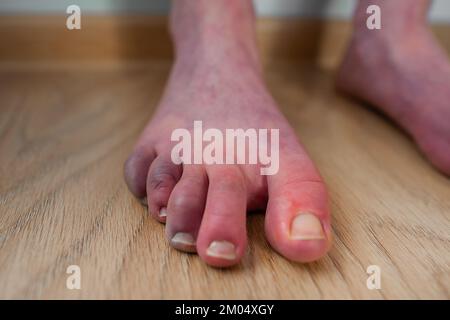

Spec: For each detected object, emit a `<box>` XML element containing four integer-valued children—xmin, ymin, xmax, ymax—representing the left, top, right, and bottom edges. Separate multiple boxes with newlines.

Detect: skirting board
<box><xmin>1</xmin><ymin>15</ymin><xmax>449</xmax><ymax>69</ymax></box>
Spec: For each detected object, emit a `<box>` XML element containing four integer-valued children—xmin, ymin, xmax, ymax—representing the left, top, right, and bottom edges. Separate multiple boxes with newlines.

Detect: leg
<box><xmin>124</xmin><ymin>0</ymin><xmax>332</xmax><ymax>267</ymax></box>
<box><xmin>337</xmin><ymin>0</ymin><xmax>450</xmax><ymax>174</ymax></box>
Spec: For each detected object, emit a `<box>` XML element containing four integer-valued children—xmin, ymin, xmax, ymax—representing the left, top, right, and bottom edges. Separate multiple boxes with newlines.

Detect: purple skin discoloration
<box><xmin>124</xmin><ymin>0</ymin><xmax>331</xmax><ymax>267</ymax></box>
<box><xmin>337</xmin><ymin>0</ymin><xmax>450</xmax><ymax>174</ymax></box>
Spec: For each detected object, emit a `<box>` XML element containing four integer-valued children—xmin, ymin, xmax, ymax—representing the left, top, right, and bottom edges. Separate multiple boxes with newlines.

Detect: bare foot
<box><xmin>124</xmin><ymin>0</ymin><xmax>331</xmax><ymax>267</ymax></box>
<box><xmin>337</xmin><ymin>9</ymin><xmax>450</xmax><ymax>175</ymax></box>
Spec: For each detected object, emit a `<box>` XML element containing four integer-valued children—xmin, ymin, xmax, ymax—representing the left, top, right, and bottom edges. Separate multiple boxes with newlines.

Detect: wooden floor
<box><xmin>0</xmin><ymin>60</ymin><xmax>449</xmax><ymax>300</ymax></box>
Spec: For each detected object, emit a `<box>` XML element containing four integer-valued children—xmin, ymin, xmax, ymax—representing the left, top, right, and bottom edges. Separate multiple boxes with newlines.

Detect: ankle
<box><xmin>354</xmin><ymin>0</ymin><xmax>430</xmax><ymax>26</ymax></box>
<box><xmin>169</xmin><ymin>0</ymin><xmax>259</xmax><ymax>67</ymax></box>
<box><xmin>350</xmin><ymin>21</ymin><xmax>430</xmax><ymax>57</ymax></box>
<box><xmin>173</xmin><ymin>45</ymin><xmax>261</xmax><ymax>79</ymax></box>
<box><xmin>352</xmin><ymin>0</ymin><xmax>430</xmax><ymax>44</ymax></box>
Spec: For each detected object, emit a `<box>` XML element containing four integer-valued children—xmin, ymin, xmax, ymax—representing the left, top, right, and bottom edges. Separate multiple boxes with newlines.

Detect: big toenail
<box><xmin>139</xmin><ymin>196</ymin><xmax>148</xmax><ymax>206</ymax></box>
<box><xmin>171</xmin><ymin>233</ymin><xmax>197</xmax><ymax>252</ymax></box>
<box><xmin>290</xmin><ymin>213</ymin><xmax>325</xmax><ymax>240</ymax></box>
<box><xmin>159</xmin><ymin>207</ymin><xmax>167</xmax><ymax>218</ymax></box>
<box><xmin>206</xmin><ymin>241</ymin><xmax>236</xmax><ymax>260</ymax></box>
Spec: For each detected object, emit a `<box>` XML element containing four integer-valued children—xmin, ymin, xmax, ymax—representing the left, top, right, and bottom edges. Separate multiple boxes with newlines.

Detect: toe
<box><xmin>124</xmin><ymin>145</ymin><xmax>156</xmax><ymax>199</ymax></box>
<box><xmin>418</xmin><ymin>135</ymin><xmax>450</xmax><ymax>176</ymax></box>
<box><xmin>146</xmin><ymin>154</ymin><xmax>182</xmax><ymax>222</ymax></box>
<box><xmin>166</xmin><ymin>165</ymin><xmax>208</xmax><ymax>253</ymax></box>
<box><xmin>196</xmin><ymin>167</ymin><xmax>248</xmax><ymax>267</ymax></box>
<box><xmin>265</xmin><ymin>146</ymin><xmax>332</xmax><ymax>263</ymax></box>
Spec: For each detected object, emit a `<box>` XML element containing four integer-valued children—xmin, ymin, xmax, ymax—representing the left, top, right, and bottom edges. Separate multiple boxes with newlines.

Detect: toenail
<box><xmin>139</xmin><ymin>196</ymin><xmax>148</xmax><ymax>206</ymax></box>
<box><xmin>290</xmin><ymin>213</ymin><xmax>325</xmax><ymax>240</ymax></box>
<box><xmin>171</xmin><ymin>233</ymin><xmax>196</xmax><ymax>252</ymax></box>
<box><xmin>159</xmin><ymin>207</ymin><xmax>167</xmax><ymax>218</ymax></box>
<box><xmin>206</xmin><ymin>241</ymin><xmax>236</xmax><ymax>260</ymax></box>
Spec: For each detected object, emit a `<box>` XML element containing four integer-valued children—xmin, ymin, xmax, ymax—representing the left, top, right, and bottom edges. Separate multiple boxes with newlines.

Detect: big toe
<box><xmin>265</xmin><ymin>148</ymin><xmax>332</xmax><ymax>262</ymax></box>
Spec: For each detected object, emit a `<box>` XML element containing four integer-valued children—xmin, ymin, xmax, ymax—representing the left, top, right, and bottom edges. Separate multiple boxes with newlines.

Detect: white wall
<box><xmin>0</xmin><ymin>0</ymin><xmax>449</xmax><ymax>23</ymax></box>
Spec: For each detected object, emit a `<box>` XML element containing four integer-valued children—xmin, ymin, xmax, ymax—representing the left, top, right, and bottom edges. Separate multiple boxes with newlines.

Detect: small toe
<box><xmin>124</xmin><ymin>146</ymin><xmax>156</xmax><ymax>199</ymax></box>
<box><xmin>417</xmin><ymin>134</ymin><xmax>450</xmax><ymax>176</ymax></box>
<box><xmin>146</xmin><ymin>153</ymin><xmax>182</xmax><ymax>222</ymax></box>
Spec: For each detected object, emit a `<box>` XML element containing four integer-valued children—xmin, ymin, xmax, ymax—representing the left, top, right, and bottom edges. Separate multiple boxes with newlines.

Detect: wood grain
<box><xmin>0</xmin><ymin>17</ymin><xmax>449</xmax><ymax>300</ymax></box>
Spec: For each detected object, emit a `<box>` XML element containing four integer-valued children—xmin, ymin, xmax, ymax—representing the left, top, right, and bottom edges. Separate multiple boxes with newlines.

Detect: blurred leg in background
<box><xmin>337</xmin><ymin>0</ymin><xmax>450</xmax><ymax>174</ymax></box>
